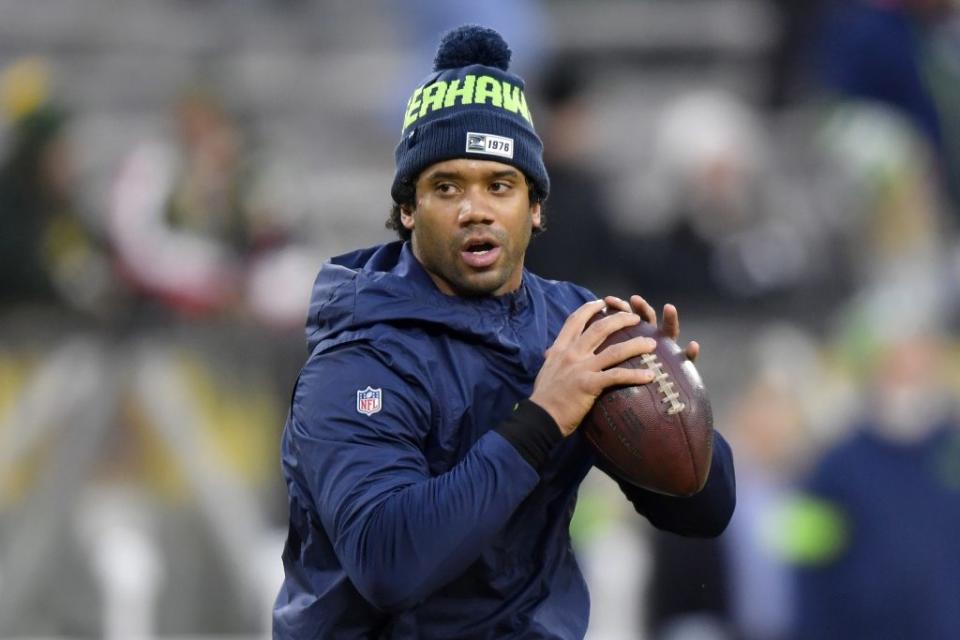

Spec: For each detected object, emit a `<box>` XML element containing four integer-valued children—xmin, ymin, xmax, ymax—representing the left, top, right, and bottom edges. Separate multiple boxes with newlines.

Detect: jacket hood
<box><xmin>306</xmin><ymin>242</ymin><xmax>551</xmax><ymax>365</ymax></box>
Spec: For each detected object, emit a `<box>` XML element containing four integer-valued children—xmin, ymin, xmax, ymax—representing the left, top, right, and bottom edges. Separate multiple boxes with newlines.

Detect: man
<box><xmin>274</xmin><ymin>25</ymin><xmax>735</xmax><ymax>639</ymax></box>
<box><xmin>793</xmin><ymin>316</ymin><xmax>960</xmax><ymax>639</ymax></box>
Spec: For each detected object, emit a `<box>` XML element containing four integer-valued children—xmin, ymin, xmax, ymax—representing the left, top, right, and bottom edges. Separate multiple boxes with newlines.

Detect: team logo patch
<box><xmin>356</xmin><ymin>386</ymin><xmax>382</xmax><ymax>416</ymax></box>
<box><xmin>466</xmin><ymin>132</ymin><xmax>514</xmax><ymax>159</ymax></box>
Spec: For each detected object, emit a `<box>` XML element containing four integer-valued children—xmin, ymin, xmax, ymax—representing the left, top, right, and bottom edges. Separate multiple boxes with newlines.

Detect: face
<box><xmin>401</xmin><ymin>158</ymin><xmax>542</xmax><ymax>297</ymax></box>
<box><xmin>871</xmin><ymin>335</ymin><xmax>950</xmax><ymax>442</ymax></box>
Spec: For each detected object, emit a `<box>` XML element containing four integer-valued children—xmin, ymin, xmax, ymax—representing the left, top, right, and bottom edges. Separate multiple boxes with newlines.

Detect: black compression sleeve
<box><xmin>495</xmin><ymin>399</ymin><xmax>563</xmax><ymax>472</ymax></box>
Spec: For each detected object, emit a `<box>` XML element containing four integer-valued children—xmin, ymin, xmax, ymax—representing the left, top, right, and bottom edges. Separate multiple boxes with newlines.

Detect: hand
<box><xmin>530</xmin><ymin>299</ymin><xmax>657</xmax><ymax>437</ymax></box>
<box><xmin>603</xmin><ymin>295</ymin><xmax>699</xmax><ymax>362</ymax></box>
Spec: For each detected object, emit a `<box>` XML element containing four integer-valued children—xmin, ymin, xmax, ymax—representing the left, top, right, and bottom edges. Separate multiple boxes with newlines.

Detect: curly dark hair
<box><xmin>386</xmin><ymin>175</ymin><xmax>547</xmax><ymax>241</ymax></box>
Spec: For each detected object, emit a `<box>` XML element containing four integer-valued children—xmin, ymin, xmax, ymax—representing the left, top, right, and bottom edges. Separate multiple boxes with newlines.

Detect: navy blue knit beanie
<box><xmin>391</xmin><ymin>25</ymin><xmax>549</xmax><ymax>203</ymax></box>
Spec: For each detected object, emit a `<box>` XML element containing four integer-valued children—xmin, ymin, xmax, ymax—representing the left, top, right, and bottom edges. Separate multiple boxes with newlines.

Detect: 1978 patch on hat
<box><xmin>466</xmin><ymin>132</ymin><xmax>514</xmax><ymax>159</ymax></box>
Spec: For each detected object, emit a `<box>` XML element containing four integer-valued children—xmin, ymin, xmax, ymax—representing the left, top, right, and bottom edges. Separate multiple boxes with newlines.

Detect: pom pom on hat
<box><xmin>433</xmin><ymin>25</ymin><xmax>511</xmax><ymax>72</ymax></box>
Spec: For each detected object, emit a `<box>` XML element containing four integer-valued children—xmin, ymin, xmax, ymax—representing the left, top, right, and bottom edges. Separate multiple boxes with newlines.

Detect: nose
<box><xmin>457</xmin><ymin>191</ymin><xmax>494</xmax><ymax>227</ymax></box>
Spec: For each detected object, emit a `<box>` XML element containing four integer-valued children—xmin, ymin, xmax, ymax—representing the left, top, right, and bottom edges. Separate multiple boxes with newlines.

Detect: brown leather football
<box><xmin>582</xmin><ymin>311</ymin><xmax>714</xmax><ymax>497</ymax></box>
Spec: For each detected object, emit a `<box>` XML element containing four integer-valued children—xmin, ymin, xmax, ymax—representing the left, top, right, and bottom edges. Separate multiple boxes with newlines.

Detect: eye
<box><xmin>490</xmin><ymin>181</ymin><xmax>513</xmax><ymax>194</ymax></box>
<box><xmin>435</xmin><ymin>182</ymin><xmax>458</xmax><ymax>196</ymax></box>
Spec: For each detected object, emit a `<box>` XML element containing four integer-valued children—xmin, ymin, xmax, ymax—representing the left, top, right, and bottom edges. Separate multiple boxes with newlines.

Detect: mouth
<box><xmin>460</xmin><ymin>236</ymin><xmax>502</xmax><ymax>269</ymax></box>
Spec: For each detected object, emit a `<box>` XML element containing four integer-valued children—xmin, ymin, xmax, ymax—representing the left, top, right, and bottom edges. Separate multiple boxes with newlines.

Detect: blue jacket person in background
<box><xmin>273</xmin><ymin>25</ymin><xmax>736</xmax><ymax>639</ymax></box>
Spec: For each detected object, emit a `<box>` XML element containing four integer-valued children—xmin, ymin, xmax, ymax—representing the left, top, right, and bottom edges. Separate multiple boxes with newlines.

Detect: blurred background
<box><xmin>2</xmin><ymin>0</ymin><xmax>960</xmax><ymax>638</ymax></box>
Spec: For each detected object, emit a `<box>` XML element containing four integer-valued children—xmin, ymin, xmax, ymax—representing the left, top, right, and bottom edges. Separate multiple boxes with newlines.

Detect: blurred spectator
<box><xmin>523</xmin><ymin>58</ymin><xmax>625</xmax><ymax>293</ymax></box>
<box><xmin>813</xmin><ymin>0</ymin><xmax>949</xmax><ymax>152</ymax></box>
<box><xmin>109</xmin><ymin>88</ymin><xmax>257</xmax><ymax>317</ymax></box>
<box><xmin>816</xmin><ymin>102</ymin><xmax>950</xmax><ymax>291</ymax></box>
<box><xmin>790</xmin><ymin>287</ymin><xmax>960</xmax><ymax>639</ymax></box>
<box><xmin>808</xmin><ymin>0</ymin><xmax>960</xmax><ymax>210</ymax></box>
<box><xmin>622</xmin><ymin>89</ymin><xmax>841</xmax><ymax>310</ymax></box>
<box><xmin>0</xmin><ymin>57</ymin><xmax>114</xmax><ymax>314</ymax></box>
<box><xmin>109</xmin><ymin>87</ymin><xmax>314</xmax><ymax>328</ymax></box>
<box><xmin>718</xmin><ymin>328</ymin><xmax>824</xmax><ymax>640</ymax></box>
<box><xmin>65</xmin><ymin>82</ymin><xmax>310</xmax><ymax>635</ymax></box>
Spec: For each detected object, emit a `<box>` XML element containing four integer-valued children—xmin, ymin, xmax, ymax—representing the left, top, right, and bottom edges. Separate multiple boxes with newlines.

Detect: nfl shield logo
<box><xmin>356</xmin><ymin>386</ymin><xmax>382</xmax><ymax>416</ymax></box>
<box><xmin>467</xmin><ymin>133</ymin><xmax>486</xmax><ymax>152</ymax></box>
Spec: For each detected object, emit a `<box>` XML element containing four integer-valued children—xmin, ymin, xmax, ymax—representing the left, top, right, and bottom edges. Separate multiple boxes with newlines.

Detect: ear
<box><xmin>400</xmin><ymin>204</ymin><xmax>415</xmax><ymax>231</ymax></box>
<box><xmin>531</xmin><ymin>201</ymin><xmax>542</xmax><ymax>231</ymax></box>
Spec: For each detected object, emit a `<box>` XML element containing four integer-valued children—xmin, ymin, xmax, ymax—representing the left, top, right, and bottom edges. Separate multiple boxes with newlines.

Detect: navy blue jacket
<box><xmin>795</xmin><ymin>425</ymin><xmax>960</xmax><ymax>640</ymax></box>
<box><xmin>273</xmin><ymin>242</ymin><xmax>735</xmax><ymax>639</ymax></box>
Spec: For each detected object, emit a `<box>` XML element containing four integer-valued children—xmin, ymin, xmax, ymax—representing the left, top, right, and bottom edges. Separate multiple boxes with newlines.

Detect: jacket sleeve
<box><xmin>285</xmin><ymin>344</ymin><xmax>542</xmax><ymax>613</ymax></box>
<box><xmin>600</xmin><ymin>431</ymin><xmax>736</xmax><ymax>537</ymax></box>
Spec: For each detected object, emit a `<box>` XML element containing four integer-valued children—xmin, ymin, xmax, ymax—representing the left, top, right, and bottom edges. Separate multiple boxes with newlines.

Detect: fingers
<box><xmin>594</xmin><ymin>365</ymin><xmax>656</xmax><ymax>390</ymax></box>
<box><xmin>629</xmin><ymin>295</ymin><xmax>657</xmax><ymax>325</ymax></box>
<box><xmin>580</xmin><ymin>309</ymin><xmax>641</xmax><ymax>353</ymax></box>
<box><xmin>624</xmin><ymin>296</ymin><xmax>693</xmax><ymax>357</ymax></box>
<box><xmin>661</xmin><ymin>303</ymin><xmax>680</xmax><ymax>340</ymax></box>
<box><xmin>603</xmin><ymin>295</ymin><xmax>632</xmax><ymax>314</ymax></box>
<box><xmin>594</xmin><ymin>335</ymin><xmax>656</xmax><ymax>371</ymax></box>
<box><xmin>553</xmin><ymin>299</ymin><xmax>607</xmax><ymax>350</ymax></box>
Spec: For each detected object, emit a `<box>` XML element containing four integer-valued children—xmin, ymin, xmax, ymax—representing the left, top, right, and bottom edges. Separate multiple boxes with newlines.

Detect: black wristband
<box><xmin>495</xmin><ymin>400</ymin><xmax>563</xmax><ymax>472</ymax></box>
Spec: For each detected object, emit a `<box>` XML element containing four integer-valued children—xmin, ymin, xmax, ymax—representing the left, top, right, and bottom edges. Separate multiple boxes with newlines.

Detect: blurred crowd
<box><xmin>1</xmin><ymin>0</ymin><xmax>960</xmax><ymax>638</ymax></box>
